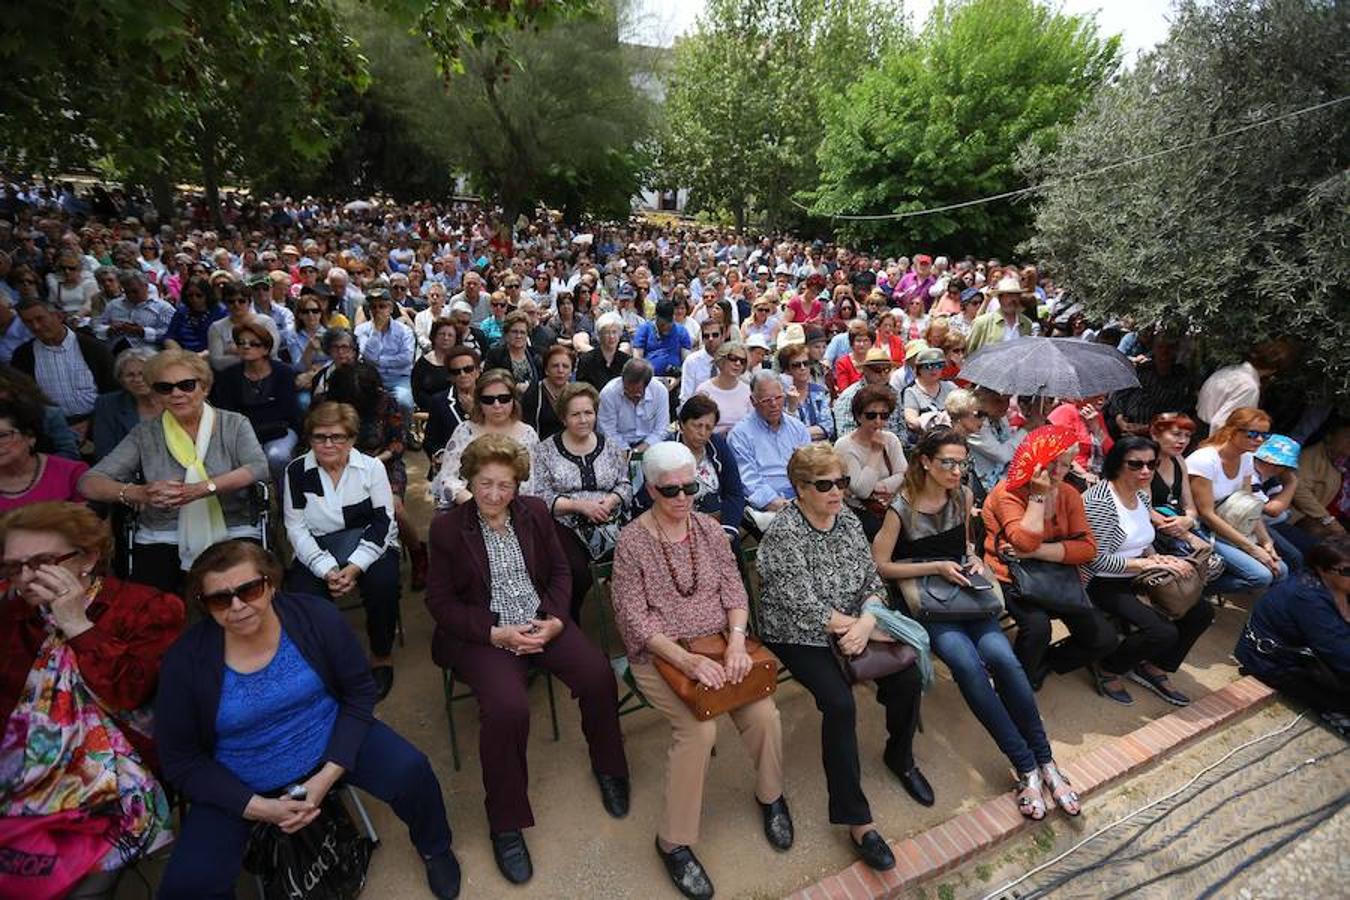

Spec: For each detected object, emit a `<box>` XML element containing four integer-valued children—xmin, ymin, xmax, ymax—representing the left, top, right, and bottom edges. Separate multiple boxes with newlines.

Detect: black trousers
<box><xmin>556</xmin><ymin>522</ymin><xmax>595</xmax><ymax>623</ymax></box>
<box><xmin>1251</xmin><ymin>665</ymin><xmax>1350</xmax><ymax>715</ymax></box>
<box><xmin>285</xmin><ymin>549</ymin><xmax>402</xmax><ymax>657</ymax></box>
<box><xmin>1004</xmin><ymin>591</ymin><xmax>1118</xmax><ymax>681</ymax></box>
<box><xmin>1088</xmin><ymin>578</ymin><xmax>1214</xmax><ymax>676</ymax></box>
<box><xmin>765</xmin><ymin>641</ymin><xmax>921</xmax><ymax>826</ymax></box>
<box><xmin>128</xmin><ymin>543</ymin><xmax>186</xmax><ymax>597</ymax></box>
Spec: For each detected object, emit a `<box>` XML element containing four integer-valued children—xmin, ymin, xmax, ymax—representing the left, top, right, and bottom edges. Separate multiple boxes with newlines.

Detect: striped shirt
<box><xmin>33</xmin><ymin>328</ymin><xmax>98</xmax><ymax>417</ymax></box>
<box><xmin>1082</xmin><ymin>481</ymin><xmax>1153</xmax><ymax>580</ymax></box>
<box><xmin>284</xmin><ymin>449</ymin><xmax>399</xmax><ymax>578</ymax></box>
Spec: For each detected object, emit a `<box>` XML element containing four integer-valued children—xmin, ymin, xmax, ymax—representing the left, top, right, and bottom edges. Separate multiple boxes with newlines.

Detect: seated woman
<box><xmin>835</xmin><ymin>385</ymin><xmax>908</xmax><ymax>539</ymax></box>
<box><xmin>1084</xmin><ymin>436</ymin><xmax>1216</xmax><ymax>706</ymax></box>
<box><xmin>285</xmin><ymin>288</ymin><xmax>332</xmax><ymax>409</ymax></box>
<box><xmin>433</xmin><ymin>369</ymin><xmax>539</xmax><ymax>509</ymax></box>
<box><xmin>284</xmin><ymin>402</ymin><xmax>402</xmax><ymax>701</ymax></box>
<box><xmin>93</xmin><ymin>347</ymin><xmax>162</xmax><ymax>462</ymax></box>
<box><xmin>323</xmin><ymin>362</ymin><xmax>428</xmax><ymax>591</ymax></box>
<box><xmin>612</xmin><ymin>442</ymin><xmax>790</xmax><ymax>899</ymax></box>
<box><xmin>832</xmin><ymin>321</ymin><xmax>874</xmax><ymax>393</ymax></box>
<box><xmin>0</xmin><ymin>398</ymin><xmax>88</xmax><ymax>511</ymax></box>
<box><xmin>756</xmin><ymin>443</ymin><xmax>926</xmax><ymax>872</ymax></box>
<box><xmin>425</xmin><ymin>434</ymin><xmax>628</xmax><ymax>886</ymax></box>
<box><xmin>873</xmin><ymin>428</ymin><xmax>1080</xmax><ymax>821</ymax></box>
<box><xmin>982</xmin><ymin>425</ymin><xmax>1116</xmax><ymax>689</ymax></box>
<box><xmin>484</xmin><ymin>311</ymin><xmax>543</xmax><ymax>387</ymax></box>
<box><xmin>779</xmin><ymin>342</ymin><xmax>833</xmax><ymax>440</ymax></box>
<box><xmin>576</xmin><ymin>312</ymin><xmax>630</xmax><ymax>392</ymax></box>
<box><xmin>528</xmin><ymin>382</ymin><xmax>633</xmax><ymax>620</ymax></box>
<box><xmin>209</xmin><ymin>320</ymin><xmax>300</xmax><ymax>483</ymax></box>
<box><xmin>1149</xmin><ymin>412</ymin><xmax>1203</xmax><ymax>544</ymax></box>
<box><xmin>1235</xmin><ymin>535</ymin><xmax>1350</xmax><ymax>731</ymax></box>
<box><xmin>0</xmin><ymin>502</ymin><xmax>183</xmax><ymax>900</ymax></box>
<box><xmin>80</xmin><ymin>350</ymin><xmax>269</xmax><ymax>595</ymax></box>
<box><xmin>1047</xmin><ymin>394</ymin><xmax>1113</xmax><ymax>488</ymax></box>
<box><xmin>162</xmin><ymin>275</ymin><xmax>224</xmax><ymax>355</ymax></box>
<box><xmin>154</xmin><ymin>540</ymin><xmax>460</xmax><ymax>900</ymax></box>
<box><xmin>425</xmin><ymin>345</ymin><xmax>481</xmax><ymax>470</ymax></box>
<box><xmin>520</xmin><ymin>345</ymin><xmax>575</xmax><ymax>441</ymax></box>
<box><xmin>636</xmin><ymin>394</ymin><xmax>745</xmax><ymax>544</ymax></box>
<box><xmin>301</xmin><ymin>327</ymin><xmax>357</xmax><ymax>404</ymax></box>
<box><xmin>1188</xmin><ymin>407</ymin><xmax>1290</xmax><ymax>594</ymax></box>
<box><xmin>695</xmin><ymin>342</ymin><xmax>753</xmax><ymax>435</ymax></box>
<box><xmin>900</xmin><ymin>348</ymin><xmax>956</xmax><ymax>442</ymax></box>
<box><xmin>412</xmin><ymin>319</ymin><xmax>458</xmax><ymax>411</ymax></box>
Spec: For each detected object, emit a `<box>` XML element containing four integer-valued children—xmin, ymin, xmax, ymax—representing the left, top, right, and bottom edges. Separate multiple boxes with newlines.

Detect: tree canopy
<box><xmin>810</xmin><ymin>0</ymin><xmax>1119</xmax><ymax>255</ymax></box>
<box><xmin>1023</xmin><ymin>0</ymin><xmax>1350</xmax><ymax>401</ymax></box>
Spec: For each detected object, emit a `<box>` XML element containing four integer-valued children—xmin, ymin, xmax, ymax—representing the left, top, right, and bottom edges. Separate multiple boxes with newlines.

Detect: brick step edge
<box><xmin>787</xmin><ymin>675</ymin><xmax>1276</xmax><ymax>900</ymax></box>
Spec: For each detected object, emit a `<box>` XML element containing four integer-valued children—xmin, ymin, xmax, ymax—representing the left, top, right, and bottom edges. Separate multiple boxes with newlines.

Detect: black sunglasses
<box><xmin>199</xmin><ymin>576</ymin><xmax>270</xmax><ymax>612</ymax></box>
<box><xmin>0</xmin><ymin>549</ymin><xmax>81</xmax><ymax>579</ymax></box>
<box><xmin>447</xmin><ymin>364</ymin><xmax>477</xmax><ymax>376</ymax></box>
<box><xmin>809</xmin><ymin>476</ymin><xmax>851</xmax><ymax>493</ymax></box>
<box><xmin>787</xmin><ymin>360</ymin><xmax>810</xmax><ymax>370</ymax></box>
<box><xmin>1124</xmin><ymin>458</ymin><xmax>1159</xmax><ymax>471</ymax></box>
<box><xmin>861</xmin><ymin>410</ymin><xmax>888</xmax><ymax>421</ymax></box>
<box><xmin>654</xmin><ymin>482</ymin><xmax>700</xmax><ymax>498</ymax></box>
<box><xmin>152</xmin><ymin>378</ymin><xmax>200</xmax><ymax>395</ymax></box>
<box><xmin>479</xmin><ymin>392</ymin><xmax>513</xmax><ymax>406</ymax></box>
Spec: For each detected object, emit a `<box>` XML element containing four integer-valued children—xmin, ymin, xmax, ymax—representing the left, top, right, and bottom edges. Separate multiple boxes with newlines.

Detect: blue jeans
<box><xmin>158</xmin><ymin>720</ymin><xmax>452</xmax><ymax>899</ymax></box>
<box><xmin>262</xmin><ymin>429</ymin><xmax>299</xmax><ymax>483</ymax></box>
<box><xmin>926</xmin><ymin>617</ymin><xmax>1051</xmax><ymax>773</ymax></box>
<box><xmin>386</xmin><ymin>375</ymin><xmax>415</xmax><ymax>421</ymax></box>
<box><xmin>1212</xmin><ymin>537</ymin><xmax>1289</xmax><ymax>594</ymax></box>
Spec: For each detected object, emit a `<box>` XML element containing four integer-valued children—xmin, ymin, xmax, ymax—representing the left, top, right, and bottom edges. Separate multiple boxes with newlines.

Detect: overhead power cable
<box><xmin>797</xmin><ymin>94</ymin><xmax>1350</xmax><ymax>221</ymax></box>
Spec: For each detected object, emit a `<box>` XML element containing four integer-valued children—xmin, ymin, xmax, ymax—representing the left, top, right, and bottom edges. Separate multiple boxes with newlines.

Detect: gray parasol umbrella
<box><xmin>959</xmin><ymin>337</ymin><xmax>1139</xmax><ymax>399</ymax></box>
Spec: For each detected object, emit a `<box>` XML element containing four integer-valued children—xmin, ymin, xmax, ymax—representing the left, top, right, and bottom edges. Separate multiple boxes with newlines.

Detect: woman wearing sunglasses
<box><xmin>206</xmin><ymin>281</ymin><xmax>280</xmax><ymax>372</ymax></box>
<box><xmin>209</xmin><ymin>321</ymin><xmax>300</xmax><ymax>483</ymax></box>
<box><xmin>0</xmin><ymin>502</ymin><xmax>184</xmax><ymax>900</ymax></box>
<box><xmin>900</xmin><ymin>348</ymin><xmax>956</xmax><ymax>440</ymax></box>
<box><xmin>426</xmin><ymin>434</ymin><xmax>627</xmax><ymax>886</ymax></box>
<box><xmin>695</xmin><ymin>342</ymin><xmax>753</xmax><ymax>435</ymax></box>
<box><xmin>432</xmin><ymin>370</ymin><xmax>539</xmax><ymax>509</ymax></box>
<box><xmin>835</xmin><ymin>385</ymin><xmax>907</xmax><ymax>539</ymax></box>
<box><xmin>1188</xmin><ymin>406</ymin><xmax>1289</xmax><ymax>593</ymax></box>
<box><xmin>1084</xmin><ymin>436</ymin><xmax>1215</xmax><ymax>706</ymax></box>
<box><xmin>756</xmin><ymin>443</ymin><xmax>925</xmax><ymax>873</ymax></box>
<box><xmin>873</xmin><ymin>428</ymin><xmax>1077</xmax><ymax>822</ymax></box>
<box><xmin>162</xmin><ymin>275</ymin><xmax>224</xmax><ymax>355</ymax></box>
<box><xmin>612</xmin><ymin>441</ymin><xmax>790</xmax><ymax>900</ymax></box>
<box><xmin>80</xmin><ymin>350</ymin><xmax>269</xmax><ymax>595</ymax></box>
<box><xmin>154</xmin><ymin>540</ymin><xmax>461</xmax><ymax>900</ymax></box>
<box><xmin>1235</xmin><ymin>535</ymin><xmax>1350</xmax><ymax>730</ymax></box>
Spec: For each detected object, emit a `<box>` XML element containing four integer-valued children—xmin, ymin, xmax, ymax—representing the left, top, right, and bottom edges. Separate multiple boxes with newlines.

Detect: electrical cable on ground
<box><xmin>1195</xmin><ymin>795</ymin><xmax>1350</xmax><ymax>899</ymax></box>
<box><xmin>798</xmin><ymin>94</ymin><xmax>1350</xmax><ymax>221</ymax></box>
<box><xmin>977</xmin><ymin>711</ymin><xmax>1309</xmax><ymax>900</ymax></box>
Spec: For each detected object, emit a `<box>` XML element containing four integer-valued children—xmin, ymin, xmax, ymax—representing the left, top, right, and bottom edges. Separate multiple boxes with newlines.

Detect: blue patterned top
<box><xmin>214</xmin><ymin>628</ymin><xmax>339</xmax><ymax>792</ymax></box>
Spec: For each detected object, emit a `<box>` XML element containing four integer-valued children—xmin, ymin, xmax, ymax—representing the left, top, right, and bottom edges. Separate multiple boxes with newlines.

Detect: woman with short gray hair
<box><xmin>92</xmin><ymin>347</ymin><xmax>162</xmax><ymax>462</ymax></box>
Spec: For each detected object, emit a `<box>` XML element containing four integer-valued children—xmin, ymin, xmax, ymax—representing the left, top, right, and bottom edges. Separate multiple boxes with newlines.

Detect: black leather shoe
<box><xmin>491</xmin><ymin>830</ymin><xmax>533</xmax><ymax>884</ymax></box>
<box><xmin>759</xmin><ymin>796</ymin><xmax>794</xmax><ymax>851</ymax></box>
<box><xmin>596</xmin><ymin>772</ymin><xmax>630</xmax><ymax>818</ymax></box>
<box><xmin>655</xmin><ymin>837</ymin><xmax>715</xmax><ymax>899</ymax></box>
<box><xmin>424</xmin><ymin>850</ymin><xmax>461</xmax><ymax>899</ymax></box>
<box><xmin>850</xmin><ymin>829</ymin><xmax>896</xmax><ymax>871</ymax></box>
<box><xmin>371</xmin><ymin>665</ymin><xmax>394</xmax><ymax>702</ymax></box>
<box><xmin>898</xmin><ymin>766</ymin><xmax>935</xmax><ymax>807</ymax></box>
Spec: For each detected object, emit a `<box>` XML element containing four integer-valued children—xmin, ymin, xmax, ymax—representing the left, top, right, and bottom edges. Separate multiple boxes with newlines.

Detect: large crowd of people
<box><xmin>0</xmin><ymin>181</ymin><xmax>1346</xmax><ymax>900</ymax></box>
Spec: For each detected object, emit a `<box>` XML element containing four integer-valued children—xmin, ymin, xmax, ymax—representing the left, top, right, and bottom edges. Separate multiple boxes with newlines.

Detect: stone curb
<box><xmin>785</xmin><ymin>675</ymin><xmax>1277</xmax><ymax>900</ymax></box>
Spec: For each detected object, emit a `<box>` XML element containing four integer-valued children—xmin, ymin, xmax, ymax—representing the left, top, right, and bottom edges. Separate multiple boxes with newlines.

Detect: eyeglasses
<box><xmin>310</xmin><ymin>432</ymin><xmax>353</xmax><ymax>446</ymax></box>
<box><xmin>861</xmin><ymin>410</ymin><xmax>889</xmax><ymax>421</ymax></box>
<box><xmin>1245</xmin><ymin>430</ymin><xmax>1271</xmax><ymax>441</ymax></box>
<box><xmin>236</xmin><ymin>340</ymin><xmax>266</xmax><ymax>349</ymax></box>
<box><xmin>1334</xmin><ymin>565</ymin><xmax>1350</xmax><ymax>577</ymax></box>
<box><xmin>0</xmin><ymin>549</ymin><xmax>81</xmax><ymax>579</ymax></box>
<box><xmin>703</xmin><ymin>330</ymin><xmax>721</xmax><ymax>339</ymax></box>
<box><xmin>787</xmin><ymin>360</ymin><xmax>810</xmax><ymax>370</ymax></box>
<box><xmin>0</xmin><ymin>429</ymin><xmax>22</xmax><ymax>444</ymax></box>
<box><xmin>490</xmin><ymin>302</ymin><xmax>507</xmax><ymax>309</ymax></box>
<box><xmin>919</xmin><ymin>362</ymin><xmax>946</xmax><ymax>371</ymax></box>
<box><xmin>1124</xmin><ymin>458</ymin><xmax>1159</xmax><ymax>471</ymax></box>
<box><xmin>808</xmin><ymin>476</ymin><xmax>851</xmax><ymax>493</ymax></box>
<box><xmin>726</xmin><ymin>355</ymin><xmax>747</xmax><ymax>365</ymax></box>
<box><xmin>653</xmin><ymin>482</ymin><xmax>700</xmax><ymax>498</ymax></box>
<box><xmin>152</xmin><ymin>378</ymin><xmax>200</xmax><ymax>395</ymax></box>
<box><xmin>933</xmin><ymin>457</ymin><xmax>970</xmax><ymax>472</ymax></box>
<box><xmin>299</xmin><ymin>307</ymin><xmax>321</xmax><ymax>314</ymax></box>
<box><xmin>199</xmin><ymin>576</ymin><xmax>270</xmax><ymax>612</ymax></box>
<box><xmin>447</xmin><ymin>364</ymin><xmax>477</xmax><ymax>376</ymax></box>
<box><xmin>479</xmin><ymin>392</ymin><xmax>513</xmax><ymax>406</ymax></box>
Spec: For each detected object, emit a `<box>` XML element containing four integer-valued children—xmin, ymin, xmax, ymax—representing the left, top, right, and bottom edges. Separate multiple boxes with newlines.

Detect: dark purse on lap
<box><xmin>316</xmin><ymin>528</ymin><xmax>366</xmax><ymax>566</ymax></box>
<box><xmin>830</xmin><ymin>636</ymin><xmax>917</xmax><ymax>685</ymax></box>
<box><xmin>996</xmin><ymin>526</ymin><xmax>1091</xmax><ymax>616</ymax></box>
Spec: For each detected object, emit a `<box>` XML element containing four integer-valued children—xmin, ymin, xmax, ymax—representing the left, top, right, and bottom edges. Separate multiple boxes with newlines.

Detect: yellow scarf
<box><xmin>162</xmin><ymin>405</ymin><xmax>227</xmax><ymax>569</ymax></box>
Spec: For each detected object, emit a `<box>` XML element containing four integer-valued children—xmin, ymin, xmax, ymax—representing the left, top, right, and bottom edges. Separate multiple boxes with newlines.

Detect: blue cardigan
<box><xmin>635</xmin><ymin>431</ymin><xmax>745</xmax><ymax>536</ymax></box>
<box><xmin>1235</xmin><ymin>575</ymin><xmax>1350</xmax><ymax>682</ymax></box>
<box><xmin>154</xmin><ymin>592</ymin><xmax>377</xmax><ymax>817</ymax></box>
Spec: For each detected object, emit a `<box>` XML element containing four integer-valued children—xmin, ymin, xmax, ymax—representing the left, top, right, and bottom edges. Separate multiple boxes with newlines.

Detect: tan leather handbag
<box><xmin>652</xmin><ymin>634</ymin><xmax>779</xmax><ymax>721</ymax></box>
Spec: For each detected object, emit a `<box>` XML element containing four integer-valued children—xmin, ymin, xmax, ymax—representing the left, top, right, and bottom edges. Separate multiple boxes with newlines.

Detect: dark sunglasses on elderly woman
<box><xmin>653</xmin><ymin>482</ymin><xmax>700</xmax><ymax>498</ymax></box>
<box><xmin>809</xmin><ymin>476</ymin><xmax>851</xmax><ymax>493</ymax></box>
<box><xmin>199</xmin><ymin>576</ymin><xmax>270</xmax><ymax>612</ymax></box>
<box><xmin>0</xmin><ymin>550</ymin><xmax>81</xmax><ymax>578</ymax></box>
<box><xmin>152</xmin><ymin>378</ymin><xmax>200</xmax><ymax>395</ymax></box>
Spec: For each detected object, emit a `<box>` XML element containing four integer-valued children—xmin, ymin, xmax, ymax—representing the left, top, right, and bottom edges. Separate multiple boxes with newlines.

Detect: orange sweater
<box><xmin>981</xmin><ymin>480</ymin><xmax>1097</xmax><ymax>583</ymax></box>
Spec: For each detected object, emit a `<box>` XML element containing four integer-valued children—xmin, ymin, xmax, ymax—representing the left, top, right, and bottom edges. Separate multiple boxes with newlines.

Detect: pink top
<box><xmin>610</xmin><ymin>513</ymin><xmax>747</xmax><ymax>664</ymax></box>
<box><xmin>786</xmin><ymin>295</ymin><xmax>825</xmax><ymax>324</ymax></box>
<box><xmin>1047</xmin><ymin>403</ymin><xmax>1114</xmax><ymax>472</ymax></box>
<box><xmin>0</xmin><ymin>455</ymin><xmax>89</xmax><ymax>512</ymax></box>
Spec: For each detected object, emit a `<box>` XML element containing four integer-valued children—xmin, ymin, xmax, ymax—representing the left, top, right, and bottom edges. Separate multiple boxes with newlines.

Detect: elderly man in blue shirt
<box><xmin>597</xmin><ymin>357</ymin><xmax>669</xmax><ymax>452</ymax></box>
<box><xmin>729</xmin><ymin>372</ymin><xmax>812</xmax><ymax>528</ymax></box>
<box><xmin>354</xmin><ymin>288</ymin><xmax>417</xmax><ymax>418</ymax></box>
<box><xmin>96</xmin><ymin>269</ymin><xmax>175</xmax><ymax>351</ymax></box>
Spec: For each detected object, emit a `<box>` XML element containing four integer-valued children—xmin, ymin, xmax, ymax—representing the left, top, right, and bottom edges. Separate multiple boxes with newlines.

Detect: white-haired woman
<box><xmin>576</xmin><ymin>312</ymin><xmax>630</xmax><ymax>392</ymax></box>
<box><xmin>92</xmin><ymin>347</ymin><xmax>162</xmax><ymax>462</ymax></box>
<box><xmin>612</xmin><ymin>442</ymin><xmax>790</xmax><ymax>900</ymax></box>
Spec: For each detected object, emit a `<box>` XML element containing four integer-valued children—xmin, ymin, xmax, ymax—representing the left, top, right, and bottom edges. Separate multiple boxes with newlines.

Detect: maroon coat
<box><xmin>425</xmin><ymin>495</ymin><xmax>572</xmax><ymax>669</ymax></box>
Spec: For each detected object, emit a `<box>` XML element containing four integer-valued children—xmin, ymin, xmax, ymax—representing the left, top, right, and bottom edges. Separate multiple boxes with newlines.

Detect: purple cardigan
<box><xmin>154</xmin><ymin>591</ymin><xmax>377</xmax><ymax>817</ymax></box>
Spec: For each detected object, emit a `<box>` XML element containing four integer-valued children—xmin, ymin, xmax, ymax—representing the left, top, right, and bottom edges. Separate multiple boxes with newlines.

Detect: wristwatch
<box><xmin>205</xmin><ymin>480</ymin><xmax>218</xmax><ymax>495</ymax></box>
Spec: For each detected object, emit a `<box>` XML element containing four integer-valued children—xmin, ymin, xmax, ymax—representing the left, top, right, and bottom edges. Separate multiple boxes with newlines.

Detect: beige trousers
<box><xmin>631</xmin><ymin>661</ymin><xmax>785</xmax><ymax>847</ymax></box>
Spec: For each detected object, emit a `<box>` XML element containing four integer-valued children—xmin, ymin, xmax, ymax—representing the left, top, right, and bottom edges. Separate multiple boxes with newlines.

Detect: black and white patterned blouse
<box><xmin>755</xmin><ymin>503</ymin><xmax>886</xmax><ymax>647</ymax></box>
<box><xmin>528</xmin><ymin>432</ymin><xmax>633</xmax><ymax>529</ymax></box>
<box><xmin>283</xmin><ymin>449</ymin><xmax>399</xmax><ymax>578</ymax></box>
<box><xmin>479</xmin><ymin>512</ymin><xmax>542</xmax><ymax>625</ymax></box>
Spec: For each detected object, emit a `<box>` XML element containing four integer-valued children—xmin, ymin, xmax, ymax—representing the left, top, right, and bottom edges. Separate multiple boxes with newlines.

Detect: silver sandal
<box><xmin>1016</xmin><ymin>770</ymin><xmax>1046</xmax><ymax>821</ymax></box>
<box><xmin>1041</xmin><ymin>761</ymin><xmax>1081</xmax><ymax>816</ymax></box>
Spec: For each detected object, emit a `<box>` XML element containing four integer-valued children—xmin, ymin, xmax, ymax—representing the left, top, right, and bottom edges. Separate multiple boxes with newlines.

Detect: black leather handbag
<box><xmin>997</xmin><ymin>526</ymin><xmax>1092</xmax><ymax>616</ymax></box>
<box><xmin>915</xmin><ymin>572</ymin><xmax>1002</xmax><ymax>621</ymax></box>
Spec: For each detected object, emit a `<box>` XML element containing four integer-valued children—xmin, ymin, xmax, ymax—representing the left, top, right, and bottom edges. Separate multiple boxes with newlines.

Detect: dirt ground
<box><xmin>119</xmin><ymin>456</ymin><xmax>1262</xmax><ymax>899</ymax></box>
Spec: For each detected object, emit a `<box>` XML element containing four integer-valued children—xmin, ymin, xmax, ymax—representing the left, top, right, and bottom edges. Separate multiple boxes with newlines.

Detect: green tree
<box><xmin>658</xmin><ymin>0</ymin><xmax>901</xmax><ymax>231</ymax></box>
<box><xmin>1023</xmin><ymin>0</ymin><xmax>1349</xmax><ymax>401</ymax></box>
<box><xmin>811</xmin><ymin>0</ymin><xmax>1119</xmax><ymax>254</ymax></box>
